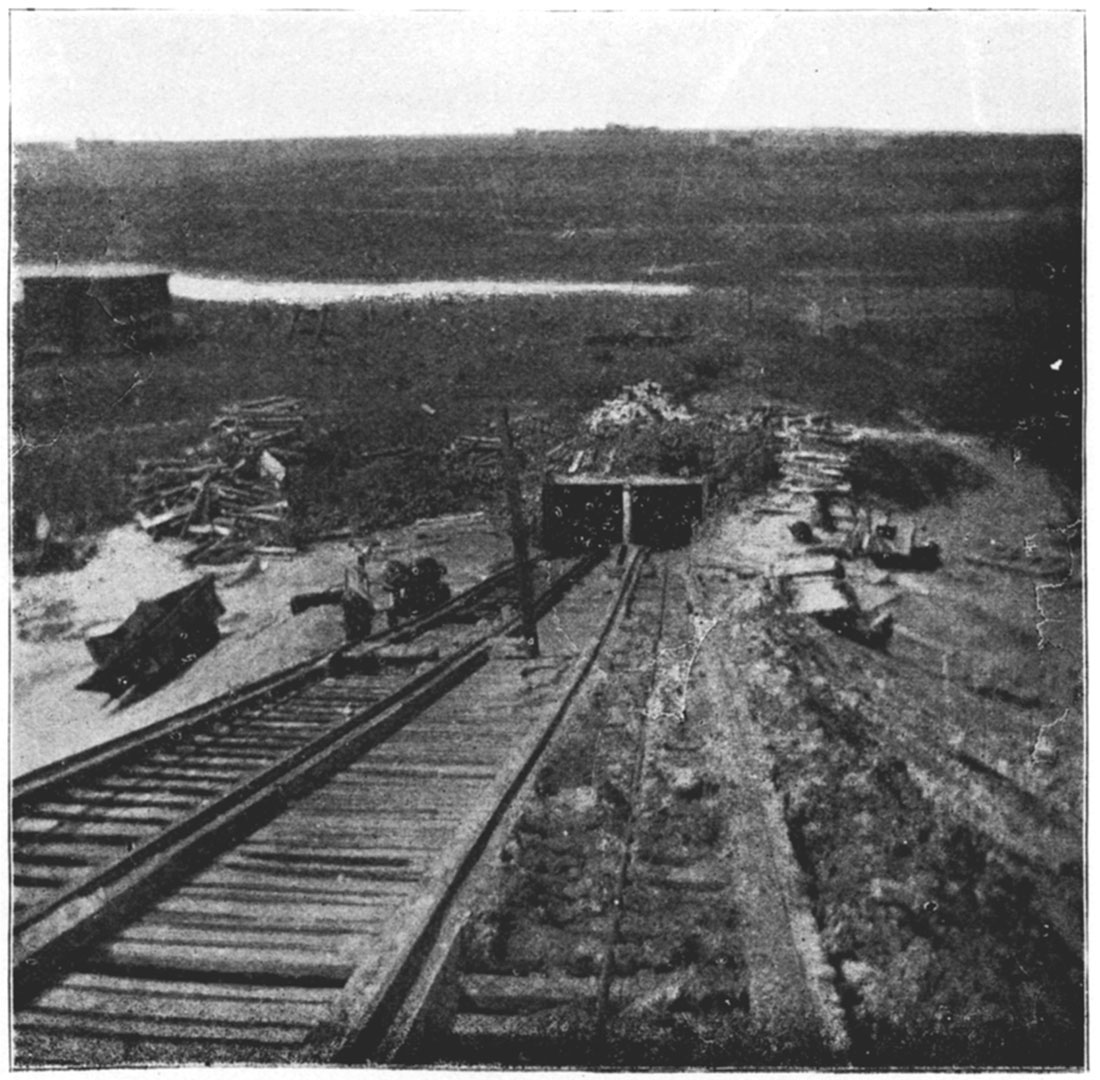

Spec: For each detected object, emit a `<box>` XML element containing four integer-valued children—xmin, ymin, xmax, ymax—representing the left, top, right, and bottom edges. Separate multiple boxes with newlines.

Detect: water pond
<box><xmin>170</xmin><ymin>273</ymin><xmax>693</xmax><ymax>305</ymax></box>
<box><xmin>167</xmin><ymin>277</ymin><xmax>690</xmax><ymax>305</ymax></box>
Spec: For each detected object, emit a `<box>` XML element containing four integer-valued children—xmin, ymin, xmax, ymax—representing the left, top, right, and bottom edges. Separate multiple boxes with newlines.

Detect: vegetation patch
<box><xmin>847</xmin><ymin>438</ymin><xmax>992</xmax><ymax>510</ymax></box>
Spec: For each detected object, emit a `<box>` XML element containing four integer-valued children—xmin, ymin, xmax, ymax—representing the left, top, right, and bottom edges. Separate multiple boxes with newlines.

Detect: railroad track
<box><xmin>13</xmin><ymin>546</ymin><xmax>644</xmax><ymax>1066</ymax></box>
<box><xmin>428</xmin><ymin>550</ymin><xmax>848</xmax><ymax>1067</ymax></box>
<box><xmin>435</xmin><ymin>550</ymin><xmax>677</xmax><ymax>1066</ymax></box>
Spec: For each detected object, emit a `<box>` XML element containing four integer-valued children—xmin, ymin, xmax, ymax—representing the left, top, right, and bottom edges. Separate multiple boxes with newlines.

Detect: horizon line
<box><xmin>15</xmin><ymin>125</ymin><xmax>1084</xmax><ymax>147</ymax></box>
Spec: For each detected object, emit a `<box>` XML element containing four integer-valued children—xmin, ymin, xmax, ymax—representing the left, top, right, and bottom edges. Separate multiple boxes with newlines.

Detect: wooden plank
<box><xmin>252</xmin><ymin>825</ymin><xmax>453</xmax><ymax>847</ymax></box>
<box><xmin>14</xmin><ymin>1029</ymin><xmax>298</xmax><ymax>1067</ymax></box>
<box><xmin>233</xmin><ymin>842</ymin><xmax>425</xmax><ymax>864</ymax></box>
<box><xmin>120</xmin><ymin>764</ymin><xmax>249</xmax><ymax>780</ymax></box>
<box><xmin>180</xmin><ymin>874</ymin><xmax>416</xmax><ymax>902</ymax></box>
<box><xmin>142</xmin><ymin>749</ymin><xmax>260</xmax><ymax>769</ymax></box>
<box><xmin>93</xmin><ymin>774</ymin><xmax>226</xmax><ymax>793</ymax></box>
<box><xmin>14</xmin><ymin>873</ymin><xmax>69</xmax><ymax>890</ymax></box>
<box><xmin>16</xmin><ymin>844</ymin><xmax>103</xmax><ymax>864</ymax></box>
<box><xmin>57</xmin><ymin>969</ymin><xmax>334</xmax><ymax>1004</ymax></box>
<box><xmin>148</xmin><ymin>751</ymin><xmax>278</xmax><ymax>770</ymax></box>
<box><xmin>16</xmin><ymin>1006</ymin><xmax>313</xmax><ymax>1045</ymax></box>
<box><xmin>214</xmin><ymin>853</ymin><xmax>423</xmax><ymax>881</ymax></box>
<box><xmin>15</xmin><ymin>821</ymin><xmax>163</xmax><ymax>843</ymax></box>
<box><xmin>30</xmin><ymin>803</ymin><xmax>180</xmax><ymax>825</ymax></box>
<box><xmin>31</xmin><ymin>983</ymin><xmax>332</xmax><ymax>1026</ymax></box>
<box><xmin>110</xmin><ymin>922</ymin><xmax>363</xmax><ymax>951</ymax></box>
<box><xmin>151</xmin><ymin>896</ymin><xmax>391</xmax><ymax>925</ymax></box>
<box><xmin>88</xmin><ymin>941</ymin><xmax>355</xmax><ymax>983</ymax></box>
<box><xmin>190</xmin><ymin>733</ymin><xmax>303</xmax><ymax>750</ymax></box>
<box><xmin>62</xmin><ymin>786</ymin><xmax>205</xmax><ymax>805</ymax></box>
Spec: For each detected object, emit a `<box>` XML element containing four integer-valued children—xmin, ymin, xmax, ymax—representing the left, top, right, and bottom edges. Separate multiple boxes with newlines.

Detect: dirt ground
<box><xmin>11</xmin><ymin>515</ymin><xmax>512</xmax><ymax>778</ymax></box>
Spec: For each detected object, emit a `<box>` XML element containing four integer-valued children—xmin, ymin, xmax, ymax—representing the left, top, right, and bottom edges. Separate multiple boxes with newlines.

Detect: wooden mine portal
<box><xmin>542</xmin><ymin>473</ymin><xmax>706</xmax><ymax>553</ymax></box>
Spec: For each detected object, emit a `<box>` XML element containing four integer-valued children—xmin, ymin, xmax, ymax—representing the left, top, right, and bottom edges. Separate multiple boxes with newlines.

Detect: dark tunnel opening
<box><xmin>542</xmin><ymin>484</ymin><xmax>623</xmax><ymax>555</ymax></box>
<box><xmin>629</xmin><ymin>484</ymin><xmax>703</xmax><ymax>548</ymax></box>
<box><xmin>541</xmin><ymin>481</ymin><xmax>704</xmax><ymax>553</ymax></box>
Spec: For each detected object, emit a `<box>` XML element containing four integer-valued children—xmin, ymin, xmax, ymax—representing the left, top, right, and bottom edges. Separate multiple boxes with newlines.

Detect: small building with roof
<box><xmin>13</xmin><ymin>262</ymin><xmax>172</xmax><ymax>359</ymax></box>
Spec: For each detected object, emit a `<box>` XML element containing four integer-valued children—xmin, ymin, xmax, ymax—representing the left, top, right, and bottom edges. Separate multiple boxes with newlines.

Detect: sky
<box><xmin>8</xmin><ymin>8</ymin><xmax>1086</xmax><ymax>144</ymax></box>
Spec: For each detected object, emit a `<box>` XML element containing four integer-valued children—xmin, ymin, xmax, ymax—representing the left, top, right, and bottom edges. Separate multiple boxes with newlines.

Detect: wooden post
<box><xmin>498</xmin><ymin>406</ymin><xmax>539</xmax><ymax>658</ymax></box>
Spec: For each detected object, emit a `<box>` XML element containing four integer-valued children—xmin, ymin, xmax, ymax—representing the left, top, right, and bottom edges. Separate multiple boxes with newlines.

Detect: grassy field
<box><xmin>11</xmin><ymin>129</ymin><xmax>1081</xmax><ymax>550</ymax></box>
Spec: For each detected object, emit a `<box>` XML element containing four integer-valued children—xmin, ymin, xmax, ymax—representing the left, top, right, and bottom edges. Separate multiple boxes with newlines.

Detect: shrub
<box><xmin>848</xmin><ymin>438</ymin><xmax>991</xmax><ymax>510</ymax></box>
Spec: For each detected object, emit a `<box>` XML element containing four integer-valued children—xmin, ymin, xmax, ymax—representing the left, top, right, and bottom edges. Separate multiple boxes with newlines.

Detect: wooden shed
<box><xmin>13</xmin><ymin>262</ymin><xmax>172</xmax><ymax>358</ymax></box>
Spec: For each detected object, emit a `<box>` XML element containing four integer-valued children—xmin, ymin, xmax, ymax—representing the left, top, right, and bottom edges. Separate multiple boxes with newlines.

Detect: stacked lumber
<box><xmin>131</xmin><ymin>396</ymin><xmax>307</xmax><ymax>565</ymax></box>
<box><xmin>777</xmin><ymin>447</ymin><xmax>851</xmax><ymax>493</ymax></box>
<box><xmin>776</xmin><ymin>411</ymin><xmax>859</xmax><ymax>448</ymax></box>
<box><xmin>444</xmin><ymin>434</ymin><xmax>503</xmax><ymax>472</ymax></box>
<box><xmin>209</xmin><ymin>395</ymin><xmax>307</xmax><ymax>462</ymax></box>
<box><xmin>772</xmin><ymin>411</ymin><xmax>856</xmax><ymax>496</ymax></box>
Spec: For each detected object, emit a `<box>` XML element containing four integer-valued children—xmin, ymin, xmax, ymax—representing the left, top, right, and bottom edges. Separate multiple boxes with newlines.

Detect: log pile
<box><xmin>443</xmin><ymin>434</ymin><xmax>503</xmax><ymax>472</ymax></box>
<box><xmin>774</xmin><ymin>412</ymin><xmax>857</xmax><ymax>496</ymax></box>
<box><xmin>131</xmin><ymin>396</ymin><xmax>307</xmax><ymax>565</ymax></box>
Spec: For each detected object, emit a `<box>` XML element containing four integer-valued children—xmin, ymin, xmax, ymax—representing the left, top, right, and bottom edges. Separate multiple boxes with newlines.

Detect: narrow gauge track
<box><xmin>14</xmin><ymin>547</ymin><xmax>645</xmax><ymax>1066</ymax></box>
<box><xmin>438</xmin><ymin>550</ymin><xmax>681</xmax><ymax>1065</ymax></box>
<box><xmin>435</xmin><ymin>550</ymin><xmax>848</xmax><ymax>1066</ymax></box>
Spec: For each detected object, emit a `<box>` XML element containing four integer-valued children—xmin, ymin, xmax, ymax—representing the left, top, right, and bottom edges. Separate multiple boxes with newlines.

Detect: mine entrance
<box><xmin>542</xmin><ymin>483</ymin><xmax>623</xmax><ymax>554</ymax></box>
<box><xmin>630</xmin><ymin>484</ymin><xmax>703</xmax><ymax>548</ymax></box>
<box><xmin>542</xmin><ymin>476</ymin><xmax>705</xmax><ymax>553</ymax></box>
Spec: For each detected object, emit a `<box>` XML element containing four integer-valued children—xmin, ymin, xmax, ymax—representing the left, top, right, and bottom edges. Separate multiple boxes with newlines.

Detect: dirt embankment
<box><xmin>690</xmin><ymin>431</ymin><xmax>1083</xmax><ymax>1067</ymax></box>
<box><xmin>739</xmin><ymin>611</ymin><xmax>1082</xmax><ymax>1067</ymax></box>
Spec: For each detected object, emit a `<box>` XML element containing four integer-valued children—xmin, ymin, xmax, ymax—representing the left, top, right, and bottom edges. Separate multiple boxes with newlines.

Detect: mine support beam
<box><xmin>498</xmin><ymin>406</ymin><xmax>539</xmax><ymax>658</ymax></box>
<box><xmin>622</xmin><ymin>484</ymin><xmax>633</xmax><ymax>545</ymax></box>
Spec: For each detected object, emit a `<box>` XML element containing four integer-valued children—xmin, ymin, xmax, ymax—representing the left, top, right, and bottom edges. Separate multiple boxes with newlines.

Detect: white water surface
<box><xmin>169</xmin><ymin>273</ymin><xmax>693</xmax><ymax>305</ymax></box>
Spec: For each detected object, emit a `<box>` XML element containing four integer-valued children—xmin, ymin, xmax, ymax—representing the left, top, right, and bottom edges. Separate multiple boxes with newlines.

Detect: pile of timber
<box><xmin>776</xmin><ymin>411</ymin><xmax>859</xmax><ymax>448</ymax></box>
<box><xmin>774</xmin><ymin>411</ymin><xmax>857</xmax><ymax>496</ymax></box>
<box><xmin>444</xmin><ymin>434</ymin><xmax>503</xmax><ymax>472</ymax></box>
<box><xmin>131</xmin><ymin>396</ymin><xmax>307</xmax><ymax>565</ymax></box>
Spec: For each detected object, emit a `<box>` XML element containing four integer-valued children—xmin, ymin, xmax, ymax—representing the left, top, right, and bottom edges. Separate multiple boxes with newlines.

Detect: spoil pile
<box><xmin>544</xmin><ymin>382</ymin><xmax>702</xmax><ymax>477</ymax></box>
<box><xmin>130</xmin><ymin>396</ymin><xmax>307</xmax><ymax>565</ymax></box>
<box><xmin>584</xmin><ymin>380</ymin><xmax>693</xmax><ymax>436</ymax></box>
